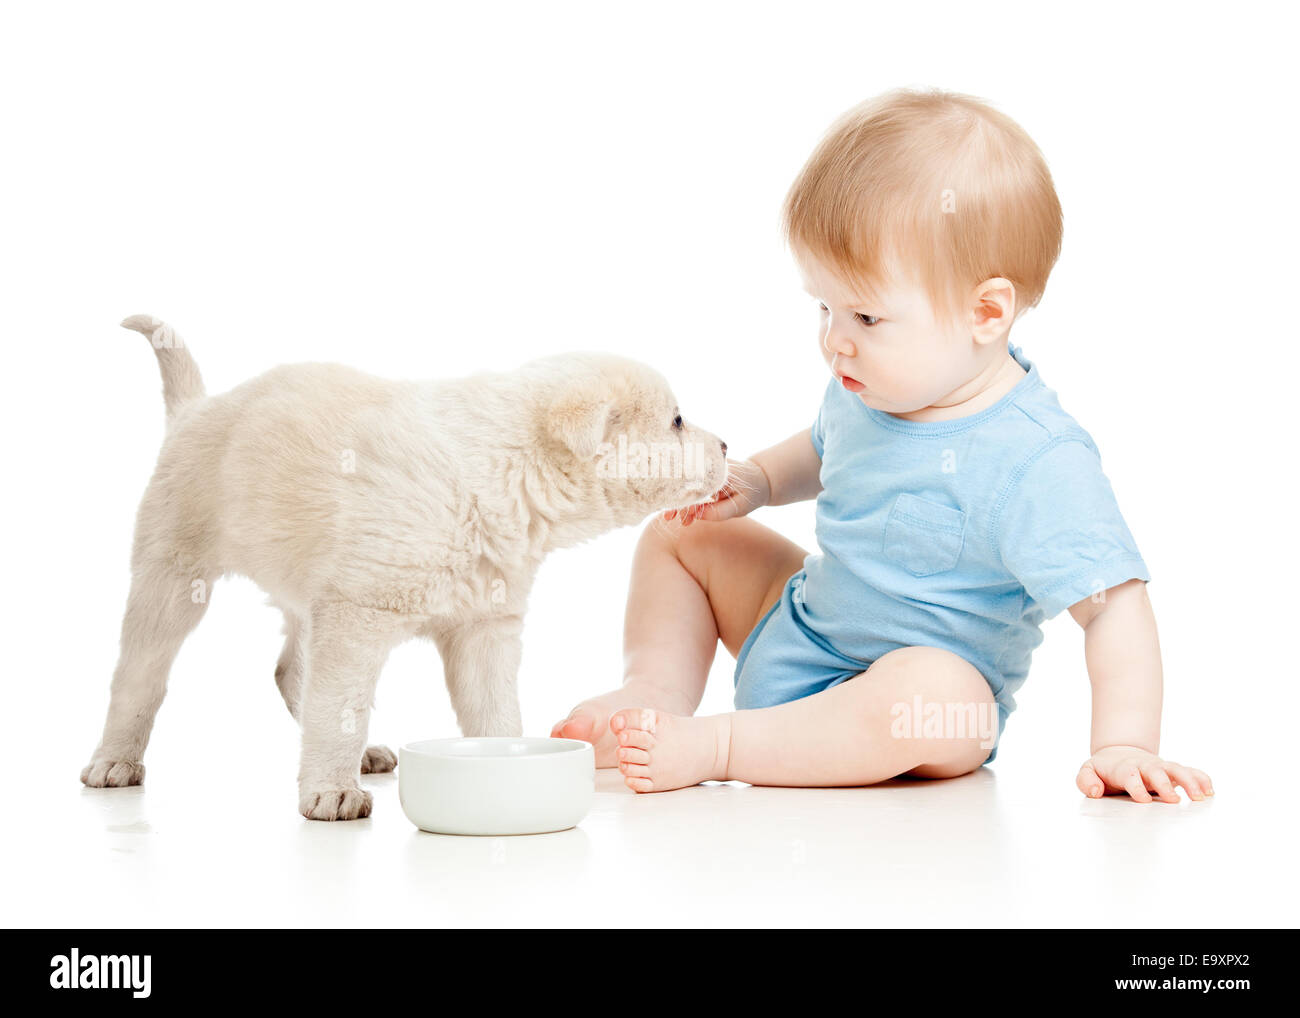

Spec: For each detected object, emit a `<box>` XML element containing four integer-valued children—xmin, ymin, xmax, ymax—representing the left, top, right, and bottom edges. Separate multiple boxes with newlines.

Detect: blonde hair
<box><xmin>781</xmin><ymin>88</ymin><xmax>1063</xmax><ymax>323</ymax></box>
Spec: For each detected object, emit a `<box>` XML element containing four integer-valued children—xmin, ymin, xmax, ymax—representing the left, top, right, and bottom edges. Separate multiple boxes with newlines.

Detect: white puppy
<box><xmin>82</xmin><ymin>316</ymin><xmax>728</xmax><ymax>820</ymax></box>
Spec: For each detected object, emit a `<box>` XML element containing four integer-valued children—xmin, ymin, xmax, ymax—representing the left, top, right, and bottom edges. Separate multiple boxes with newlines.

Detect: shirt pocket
<box><xmin>882</xmin><ymin>493</ymin><xmax>967</xmax><ymax>577</ymax></box>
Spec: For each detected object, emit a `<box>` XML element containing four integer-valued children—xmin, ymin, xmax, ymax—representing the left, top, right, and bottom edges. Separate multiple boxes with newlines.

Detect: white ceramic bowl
<box><xmin>398</xmin><ymin>737</ymin><xmax>595</xmax><ymax>836</ymax></box>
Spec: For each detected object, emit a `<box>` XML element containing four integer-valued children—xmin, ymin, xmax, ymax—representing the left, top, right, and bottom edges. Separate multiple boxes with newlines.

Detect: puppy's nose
<box><xmin>720</xmin><ymin>440</ymin><xmax>728</xmax><ymax>455</ymax></box>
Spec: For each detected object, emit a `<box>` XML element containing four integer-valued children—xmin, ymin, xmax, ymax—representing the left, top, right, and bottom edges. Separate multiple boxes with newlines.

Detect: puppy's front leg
<box><xmin>434</xmin><ymin>615</ymin><xmax>525</xmax><ymax>737</ymax></box>
<box><xmin>297</xmin><ymin>602</ymin><xmax>406</xmax><ymax>821</ymax></box>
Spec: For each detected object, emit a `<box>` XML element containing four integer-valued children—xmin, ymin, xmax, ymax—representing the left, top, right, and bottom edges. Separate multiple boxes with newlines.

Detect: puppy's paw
<box><xmin>360</xmin><ymin>745</ymin><xmax>397</xmax><ymax>774</ymax></box>
<box><xmin>81</xmin><ymin>759</ymin><xmax>145</xmax><ymax>787</ymax></box>
<box><xmin>299</xmin><ymin>785</ymin><xmax>373</xmax><ymax>821</ymax></box>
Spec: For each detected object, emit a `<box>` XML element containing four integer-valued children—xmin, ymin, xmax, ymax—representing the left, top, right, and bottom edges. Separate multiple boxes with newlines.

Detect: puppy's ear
<box><xmin>549</xmin><ymin>393</ymin><xmax>615</xmax><ymax>459</ymax></box>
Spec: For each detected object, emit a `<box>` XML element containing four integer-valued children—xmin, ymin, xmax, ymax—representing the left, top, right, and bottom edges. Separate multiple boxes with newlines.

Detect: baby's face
<box><xmin>797</xmin><ymin>249</ymin><xmax>985</xmax><ymax>419</ymax></box>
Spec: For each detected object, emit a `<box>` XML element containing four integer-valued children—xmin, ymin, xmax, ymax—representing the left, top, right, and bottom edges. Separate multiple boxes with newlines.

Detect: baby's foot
<box><xmin>550</xmin><ymin>683</ymin><xmax>692</xmax><ymax>768</ymax></box>
<box><xmin>609</xmin><ymin>708</ymin><xmax>732</xmax><ymax>793</ymax></box>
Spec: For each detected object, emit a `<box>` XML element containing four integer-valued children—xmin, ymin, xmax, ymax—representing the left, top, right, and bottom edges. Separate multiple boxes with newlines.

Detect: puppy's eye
<box><xmin>672</xmin><ymin>414</ymin><xmax>683</xmax><ymax>430</ymax></box>
<box><xmin>857</xmin><ymin>313</ymin><xmax>880</xmax><ymax>327</ymax></box>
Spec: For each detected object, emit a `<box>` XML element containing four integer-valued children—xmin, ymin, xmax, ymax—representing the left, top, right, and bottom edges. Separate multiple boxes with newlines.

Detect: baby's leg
<box><xmin>551</xmin><ymin>516</ymin><xmax>807</xmax><ymax>766</ymax></box>
<box><xmin>610</xmin><ymin>646</ymin><xmax>997</xmax><ymax>791</ymax></box>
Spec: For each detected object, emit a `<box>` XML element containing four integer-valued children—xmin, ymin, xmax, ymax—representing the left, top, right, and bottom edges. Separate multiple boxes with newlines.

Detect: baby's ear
<box><xmin>548</xmin><ymin>388</ymin><xmax>615</xmax><ymax>459</ymax></box>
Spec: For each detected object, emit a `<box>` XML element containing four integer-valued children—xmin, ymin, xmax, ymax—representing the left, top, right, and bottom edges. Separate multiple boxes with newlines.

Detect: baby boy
<box><xmin>552</xmin><ymin>88</ymin><xmax>1212</xmax><ymax>803</ymax></box>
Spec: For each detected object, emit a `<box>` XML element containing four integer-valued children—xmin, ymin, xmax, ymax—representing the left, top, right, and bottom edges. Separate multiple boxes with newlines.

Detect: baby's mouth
<box><xmin>832</xmin><ymin>357</ymin><xmax>866</xmax><ymax>393</ymax></box>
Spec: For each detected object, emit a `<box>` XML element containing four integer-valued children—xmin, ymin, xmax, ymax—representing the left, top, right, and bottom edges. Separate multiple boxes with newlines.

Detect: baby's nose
<box><xmin>825</xmin><ymin>333</ymin><xmax>856</xmax><ymax>357</ymax></box>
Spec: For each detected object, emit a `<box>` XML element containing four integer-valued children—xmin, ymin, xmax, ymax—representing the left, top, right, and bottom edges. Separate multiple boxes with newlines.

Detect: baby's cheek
<box><xmin>886</xmin><ymin>359</ymin><xmax>934</xmax><ymax>400</ymax></box>
<box><xmin>859</xmin><ymin>356</ymin><xmax>893</xmax><ymax>391</ymax></box>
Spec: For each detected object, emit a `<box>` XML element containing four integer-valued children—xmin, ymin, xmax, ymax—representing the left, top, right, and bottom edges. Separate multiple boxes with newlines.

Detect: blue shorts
<box><xmin>733</xmin><ymin>569</ymin><xmax>1002</xmax><ymax>764</ymax></box>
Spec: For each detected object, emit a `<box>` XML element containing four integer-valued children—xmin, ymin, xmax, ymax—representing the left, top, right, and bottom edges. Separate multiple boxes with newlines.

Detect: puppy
<box><xmin>82</xmin><ymin>315</ymin><xmax>728</xmax><ymax>820</ymax></box>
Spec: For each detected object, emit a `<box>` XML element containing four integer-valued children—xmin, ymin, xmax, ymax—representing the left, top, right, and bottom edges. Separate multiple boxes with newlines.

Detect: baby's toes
<box><xmin>554</xmin><ymin>713</ymin><xmax>595</xmax><ymax>742</ymax></box>
<box><xmin>616</xmin><ymin>727</ymin><xmax>655</xmax><ymax>751</ymax></box>
<box><xmin>610</xmin><ymin>707</ymin><xmax>659</xmax><ymax>736</ymax></box>
<box><xmin>617</xmin><ymin>746</ymin><xmax>650</xmax><ymax>766</ymax></box>
<box><xmin>623</xmin><ymin>773</ymin><xmax>655</xmax><ymax>793</ymax></box>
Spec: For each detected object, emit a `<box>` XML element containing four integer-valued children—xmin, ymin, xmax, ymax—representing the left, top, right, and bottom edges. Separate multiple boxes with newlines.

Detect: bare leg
<box><xmin>551</xmin><ymin>516</ymin><xmax>807</xmax><ymax>765</ymax></box>
<box><xmin>81</xmin><ymin>562</ymin><xmax>213</xmax><ymax>787</ymax></box>
<box><xmin>610</xmin><ymin>646</ymin><xmax>999</xmax><ymax>792</ymax></box>
<box><xmin>297</xmin><ymin>602</ymin><xmax>409</xmax><ymax>820</ymax></box>
<box><xmin>275</xmin><ymin>605</ymin><xmax>395</xmax><ymax>774</ymax></box>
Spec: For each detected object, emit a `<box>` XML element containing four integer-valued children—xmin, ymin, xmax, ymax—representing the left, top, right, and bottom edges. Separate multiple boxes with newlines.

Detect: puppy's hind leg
<box><xmin>274</xmin><ymin>605</ymin><xmax>396</xmax><ymax>774</ymax></box>
<box><xmin>82</xmin><ymin>561</ymin><xmax>214</xmax><ymax>787</ymax></box>
<box><xmin>273</xmin><ymin>606</ymin><xmax>307</xmax><ymax>722</ymax></box>
<box><xmin>359</xmin><ymin>743</ymin><xmax>398</xmax><ymax>775</ymax></box>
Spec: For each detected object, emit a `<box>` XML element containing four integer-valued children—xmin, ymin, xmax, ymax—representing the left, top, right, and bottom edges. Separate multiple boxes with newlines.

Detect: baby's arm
<box><xmin>665</xmin><ymin>427</ymin><xmax>824</xmax><ymax>525</ymax></box>
<box><xmin>1068</xmin><ymin>579</ymin><xmax>1214</xmax><ymax>802</ymax></box>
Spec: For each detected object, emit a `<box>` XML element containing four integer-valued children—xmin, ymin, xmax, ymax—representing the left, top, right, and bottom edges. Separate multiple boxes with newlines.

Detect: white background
<box><xmin>2</xmin><ymin>0</ymin><xmax>1296</xmax><ymax>927</ymax></box>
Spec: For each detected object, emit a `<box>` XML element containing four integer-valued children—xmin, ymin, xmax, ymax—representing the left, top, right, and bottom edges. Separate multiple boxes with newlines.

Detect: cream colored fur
<box><xmin>81</xmin><ymin>315</ymin><xmax>727</xmax><ymax>820</ymax></box>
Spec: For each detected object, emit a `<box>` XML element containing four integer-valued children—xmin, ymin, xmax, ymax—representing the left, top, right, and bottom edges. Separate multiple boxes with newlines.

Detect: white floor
<box><xmin>11</xmin><ymin>737</ymin><xmax>1291</xmax><ymax>928</ymax></box>
<box><xmin>1</xmin><ymin>502</ymin><xmax>1293</xmax><ymax>930</ymax></box>
<box><xmin>5</xmin><ymin>520</ymin><xmax>1297</xmax><ymax>929</ymax></box>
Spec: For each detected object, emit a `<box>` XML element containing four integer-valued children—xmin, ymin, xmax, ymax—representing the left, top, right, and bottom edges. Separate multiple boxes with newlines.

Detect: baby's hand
<box><xmin>1077</xmin><ymin>745</ymin><xmax>1214</xmax><ymax>803</ymax></box>
<box><xmin>663</xmin><ymin>458</ymin><xmax>771</xmax><ymax>526</ymax></box>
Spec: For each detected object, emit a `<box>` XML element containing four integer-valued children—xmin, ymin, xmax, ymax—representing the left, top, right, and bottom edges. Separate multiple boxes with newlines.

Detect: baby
<box><xmin>552</xmin><ymin>88</ymin><xmax>1213</xmax><ymax>803</ymax></box>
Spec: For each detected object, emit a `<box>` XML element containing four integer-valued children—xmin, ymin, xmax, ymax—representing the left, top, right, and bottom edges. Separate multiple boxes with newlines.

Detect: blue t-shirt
<box><xmin>800</xmin><ymin>341</ymin><xmax>1149</xmax><ymax>722</ymax></box>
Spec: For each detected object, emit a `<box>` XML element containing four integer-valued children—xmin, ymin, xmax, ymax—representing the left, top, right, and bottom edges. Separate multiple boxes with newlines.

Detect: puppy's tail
<box><xmin>120</xmin><ymin>314</ymin><xmax>206</xmax><ymax>424</ymax></box>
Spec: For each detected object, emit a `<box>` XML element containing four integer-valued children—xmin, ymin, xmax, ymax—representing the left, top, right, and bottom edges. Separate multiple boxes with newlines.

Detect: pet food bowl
<box><xmin>398</xmin><ymin>737</ymin><xmax>595</xmax><ymax>836</ymax></box>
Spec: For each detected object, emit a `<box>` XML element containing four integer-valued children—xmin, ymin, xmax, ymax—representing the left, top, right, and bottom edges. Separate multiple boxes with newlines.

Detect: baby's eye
<box><xmin>672</xmin><ymin>414</ymin><xmax>683</xmax><ymax>430</ymax></box>
<box><xmin>857</xmin><ymin>313</ymin><xmax>880</xmax><ymax>327</ymax></box>
<box><xmin>818</xmin><ymin>303</ymin><xmax>829</xmax><ymax>314</ymax></box>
